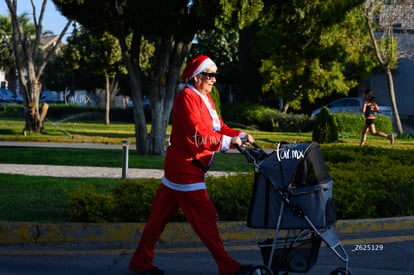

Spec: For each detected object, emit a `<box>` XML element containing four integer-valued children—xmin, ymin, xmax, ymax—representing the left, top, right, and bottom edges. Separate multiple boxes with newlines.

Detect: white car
<box><xmin>311</xmin><ymin>97</ymin><xmax>393</xmax><ymax>118</ymax></box>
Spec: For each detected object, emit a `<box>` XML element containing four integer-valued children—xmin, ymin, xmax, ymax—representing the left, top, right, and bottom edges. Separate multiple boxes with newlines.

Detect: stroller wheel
<box><xmin>249</xmin><ymin>265</ymin><xmax>273</xmax><ymax>275</ymax></box>
<box><xmin>329</xmin><ymin>267</ymin><xmax>352</xmax><ymax>275</ymax></box>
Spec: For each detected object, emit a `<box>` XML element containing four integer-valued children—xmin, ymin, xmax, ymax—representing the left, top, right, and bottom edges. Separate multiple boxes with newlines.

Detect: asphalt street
<box><xmin>0</xmin><ymin>230</ymin><xmax>413</xmax><ymax>274</ymax></box>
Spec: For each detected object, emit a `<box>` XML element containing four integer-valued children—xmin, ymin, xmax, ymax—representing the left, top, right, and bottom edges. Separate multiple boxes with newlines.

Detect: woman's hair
<box><xmin>365</xmin><ymin>90</ymin><xmax>375</xmax><ymax>101</ymax></box>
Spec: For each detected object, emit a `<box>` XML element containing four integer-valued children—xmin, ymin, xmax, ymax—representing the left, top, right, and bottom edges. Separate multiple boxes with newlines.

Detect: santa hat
<box><xmin>180</xmin><ymin>55</ymin><xmax>216</xmax><ymax>83</ymax></box>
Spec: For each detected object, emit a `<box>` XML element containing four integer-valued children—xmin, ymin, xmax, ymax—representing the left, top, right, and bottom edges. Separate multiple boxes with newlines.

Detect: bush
<box><xmin>67</xmin><ymin>173</ymin><xmax>255</xmax><ymax>223</ymax></box>
<box><xmin>222</xmin><ymin>103</ymin><xmax>312</xmax><ymax>132</ymax></box>
<box><xmin>207</xmin><ymin>173</ymin><xmax>254</xmax><ymax>220</ymax></box>
<box><xmin>68</xmin><ymin>184</ymin><xmax>115</xmax><ymax>223</ymax></box>
<box><xmin>0</xmin><ymin>104</ymin><xmax>24</xmax><ymax>118</ymax></box>
<box><xmin>67</xmin><ymin>145</ymin><xmax>414</xmax><ymax>222</ymax></box>
<box><xmin>323</xmin><ymin>145</ymin><xmax>414</xmax><ymax>218</ymax></box>
<box><xmin>333</xmin><ymin>113</ymin><xmax>392</xmax><ymax>136</ymax></box>
<box><xmin>110</xmin><ymin>179</ymin><xmax>163</xmax><ymax>222</ymax></box>
<box><xmin>312</xmin><ymin>107</ymin><xmax>338</xmax><ymax>143</ymax></box>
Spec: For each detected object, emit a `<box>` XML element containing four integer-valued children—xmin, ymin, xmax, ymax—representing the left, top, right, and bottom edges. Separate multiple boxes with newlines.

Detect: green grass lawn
<box><xmin>0</xmin><ymin>174</ymin><xmax>117</xmax><ymax>222</ymax></box>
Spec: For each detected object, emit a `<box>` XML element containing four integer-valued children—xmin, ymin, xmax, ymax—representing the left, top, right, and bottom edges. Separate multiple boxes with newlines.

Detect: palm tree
<box><xmin>0</xmin><ymin>13</ymin><xmax>36</xmax><ymax>93</ymax></box>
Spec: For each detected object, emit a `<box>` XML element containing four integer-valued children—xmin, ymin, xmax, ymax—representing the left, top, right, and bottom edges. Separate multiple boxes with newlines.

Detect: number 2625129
<box><xmin>352</xmin><ymin>244</ymin><xmax>384</xmax><ymax>252</ymax></box>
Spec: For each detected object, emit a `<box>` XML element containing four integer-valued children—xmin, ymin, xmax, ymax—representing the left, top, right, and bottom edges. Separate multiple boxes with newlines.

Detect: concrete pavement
<box><xmin>0</xmin><ymin>163</ymin><xmax>234</xmax><ymax>179</ymax></box>
<box><xmin>0</xmin><ymin>141</ymin><xmax>236</xmax><ymax>179</ymax></box>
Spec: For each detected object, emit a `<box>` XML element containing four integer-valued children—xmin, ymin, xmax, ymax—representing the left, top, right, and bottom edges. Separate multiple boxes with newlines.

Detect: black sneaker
<box><xmin>235</xmin><ymin>264</ymin><xmax>253</xmax><ymax>275</ymax></box>
<box><xmin>135</xmin><ymin>267</ymin><xmax>164</xmax><ymax>275</ymax></box>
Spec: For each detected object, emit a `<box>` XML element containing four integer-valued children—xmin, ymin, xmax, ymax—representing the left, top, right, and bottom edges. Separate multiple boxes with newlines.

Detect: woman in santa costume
<box><xmin>128</xmin><ymin>55</ymin><xmax>255</xmax><ymax>275</ymax></box>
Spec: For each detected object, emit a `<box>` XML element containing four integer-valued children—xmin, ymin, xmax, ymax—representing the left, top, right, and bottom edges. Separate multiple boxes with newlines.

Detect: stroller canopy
<box><xmin>259</xmin><ymin>142</ymin><xmax>332</xmax><ymax>191</ymax></box>
<box><xmin>247</xmin><ymin>142</ymin><xmax>335</xmax><ymax>229</ymax></box>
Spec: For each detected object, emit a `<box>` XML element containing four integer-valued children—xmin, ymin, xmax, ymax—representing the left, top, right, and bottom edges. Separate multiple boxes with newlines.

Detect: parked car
<box><xmin>311</xmin><ymin>97</ymin><xmax>393</xmax><ymax>118</ymax></box>
<box><xmin>40</xmin><ymin>90</ymin><xmax>58</xmax><ymax>103</ymax></box>
<box><xmin>127</xmin><ymin>96</ymin><xmax>151</xmax><ymax>109</ymax></box>
<box><xmin>0</xmin><ymin>88</ymin><xmax>23</xmax><ymax>103</ymax></box>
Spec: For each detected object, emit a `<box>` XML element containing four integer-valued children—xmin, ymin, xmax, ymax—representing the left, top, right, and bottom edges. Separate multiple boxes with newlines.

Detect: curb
<box><xmin>1</xmin><ymin>216</ymin><xmax>413</xmax><ymax>245</ymax></box>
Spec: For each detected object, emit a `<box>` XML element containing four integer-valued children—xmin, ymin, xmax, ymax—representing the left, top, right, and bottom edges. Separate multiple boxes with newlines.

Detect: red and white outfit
<box><xmin>129</xmin><ymin>56</ymin><xmax>245</xmax><ymax>274</ymax></box>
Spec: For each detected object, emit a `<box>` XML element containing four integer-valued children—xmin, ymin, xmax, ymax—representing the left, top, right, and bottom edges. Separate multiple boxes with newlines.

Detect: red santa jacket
<box><xmin>163</xmin><ymin>85</ymin><xmax>242</xmax><ymax>190</ymax></box>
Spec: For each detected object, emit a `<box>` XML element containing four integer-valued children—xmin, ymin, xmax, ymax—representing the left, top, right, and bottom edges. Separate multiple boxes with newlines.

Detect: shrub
<box><xmin>323</xmin><ymin>145</ymin><xmax>414</xmax><ymax>219</ymax></box>
<box><xmin>222</xmin><ymin>103</ymin><xmax>311</xmax><ymax>132</ymax></box>
<box><xmin>333</xmin><ymin>113</ymin><xmax>392</xmax><ymax>136</ymax></box>
<box><xmin>221</xmin><ymin>103</ymin><xmax>278</xmax><ymax>131</ymax></box>
<box><xmin>110</xmin><ymin>179</ymin><xmax>164</xmax><ymax>222</ymax></box>
<box><xmin>312</xmin><ymin>107</ymin><xmax>338</xmax><ymax>143</ymax></box>
<box><xmin>67</xmin><ymin>145</ymin><xmax>414</xmax><ymax>222</ymax></box>
<box><xmin>0</xmin><ymin>104</ymin><xmax>24</xmax><ymax>118</ymax></box>
<box><xmin>67</xmin><ymin>173</ymin><xmax>255</xmax><ymax>223</ymax></box>
<box><xmin>207</xmin><ymin>173</ymin><xmax>254</xmax><ymax>220</ymax></box>
<box><xmin>68</xmin><ymin>184</ymin><xmax>115</xmax><ymax>223</ymax></box>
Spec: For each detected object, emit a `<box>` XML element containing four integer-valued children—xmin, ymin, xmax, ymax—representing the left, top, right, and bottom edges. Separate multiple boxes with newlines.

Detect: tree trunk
<box><xmin>149</xmin><ymin>38</ymin><xmax>192</xmax><ymax>155</ymax></box>
<box><xmin>116</xmin><ymin>26</ymin><xmax>192</xmax><ymax>155</ymax></box>
<box><xmin>365</xmin><ymin>12</ymin><xmax>403</xmax><ymax>135</ymax></box>
<box><xmin>117</xmin><ymin>30</ymin><xmax>148</xmax><ymax>154</ymax></box>
<box><xmin>384</xmin><ymin>66</ymin><xmax>403</xmax><ymax>134</ymax></box>
<box><xmin>23</xmin><ymin>81</ymin><xmax>46</xmax><ymax>134</ymax></box>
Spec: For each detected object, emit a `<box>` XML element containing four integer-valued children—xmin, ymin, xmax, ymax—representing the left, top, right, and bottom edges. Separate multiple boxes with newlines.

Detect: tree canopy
<box><xmin>251</xmin><ymin>0</ymin><xmax>368</xmax><ymax>112</ymax></box>
<box><xmin>52</xmin><ymin>0</ymin><xmax>263</xmax><ymax>155</ymax></box>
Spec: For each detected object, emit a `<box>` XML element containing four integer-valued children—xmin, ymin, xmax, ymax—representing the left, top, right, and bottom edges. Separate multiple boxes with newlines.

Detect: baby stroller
<box><xmin>236</xmin><ymin>142</ymin><xmax>351</xmax><ymax>275</ymax></box>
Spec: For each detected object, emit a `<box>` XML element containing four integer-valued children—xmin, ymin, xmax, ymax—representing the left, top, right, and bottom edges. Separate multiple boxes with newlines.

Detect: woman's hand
<box><xmin>231</xmin><ymin>136</ymin><xmax>243</xmax><ymax>146</ymax></box>
<box><xmin>231</xmin><ymin>134</ymin><xmax>255</xmax><ymax>146</ymax></box>
<box><xmin>245</xmin><ymin>134</ymin><xmax>255</xmax><ymax>144</ymax></box>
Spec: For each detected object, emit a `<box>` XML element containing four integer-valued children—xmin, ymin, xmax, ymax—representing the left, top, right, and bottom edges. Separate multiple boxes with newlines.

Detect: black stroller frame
<box><xmin>236</xmin><ymin>142</ymin><xmax>351</xmax><ymax>275</ymax></box>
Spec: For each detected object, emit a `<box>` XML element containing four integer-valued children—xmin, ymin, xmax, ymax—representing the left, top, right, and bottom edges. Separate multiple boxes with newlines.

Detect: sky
<box><xmin>0</xmin><ymin>0</ymin><xmax>73</xmax><ymax>39</ymax></box>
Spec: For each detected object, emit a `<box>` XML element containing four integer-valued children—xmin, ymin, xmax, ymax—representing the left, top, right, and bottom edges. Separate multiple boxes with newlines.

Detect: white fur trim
<box><xmin>190</xmin><ymin>58</ymin><xmax>216</xmax><ymax>80</ymax></box>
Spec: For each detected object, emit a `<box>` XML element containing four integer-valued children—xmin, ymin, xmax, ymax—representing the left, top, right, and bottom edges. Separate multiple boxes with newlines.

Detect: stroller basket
<box><xmin>258</xmin><ymin>233</ymin><xmax>321</xmax><ymax>273</ymax></box>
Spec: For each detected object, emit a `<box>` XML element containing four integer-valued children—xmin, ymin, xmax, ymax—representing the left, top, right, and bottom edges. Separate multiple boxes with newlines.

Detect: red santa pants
<box><xmin>128</xmin><ymin>184</ymin><xmax>241</xmax><ymax>275</ymax></box>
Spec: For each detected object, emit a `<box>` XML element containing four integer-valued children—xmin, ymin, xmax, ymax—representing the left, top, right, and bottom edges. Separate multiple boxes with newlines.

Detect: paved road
<box><xmin>0</xmin><ymin>230</ymin><xmax>413</xmax><ymax>274</ymax></box>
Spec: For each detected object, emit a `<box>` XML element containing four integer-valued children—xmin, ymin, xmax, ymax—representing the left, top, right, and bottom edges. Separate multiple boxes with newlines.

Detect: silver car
<box><xmin>311</xmin><ymin>97</ymin><xmax>393</xmax><ymax>118</ymax></box>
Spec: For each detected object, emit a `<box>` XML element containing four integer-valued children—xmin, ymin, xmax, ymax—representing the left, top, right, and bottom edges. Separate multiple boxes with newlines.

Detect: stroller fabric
<box><xmin>247</xmin><ymin>142</ymin><xmax>336</xmax><ymax>229</ymax></box>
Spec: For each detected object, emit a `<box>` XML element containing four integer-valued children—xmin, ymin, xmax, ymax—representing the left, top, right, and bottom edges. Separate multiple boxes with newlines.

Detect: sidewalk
<box><xmin>0</xmin><ymin>141</ymin><xmax>236</xmax><ymax>179</ymax></box>
<box><xmin>0</xmin><ymin>163</ymin><xmax>232</xmax><ymax>179</ymax></box>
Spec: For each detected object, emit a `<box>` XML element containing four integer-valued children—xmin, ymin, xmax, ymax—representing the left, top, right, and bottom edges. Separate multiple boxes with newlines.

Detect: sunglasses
<box><xmin>200</xmin><ymin>72</ymin><xmax>217</xmax><ymax>79</ymax></box>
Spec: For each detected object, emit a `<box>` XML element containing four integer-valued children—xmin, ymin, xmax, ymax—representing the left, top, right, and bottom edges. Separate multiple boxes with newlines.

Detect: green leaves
<box><xmin>215</xmin><ymin>0</ymin><xmax>264</xmax><ymax>31</ymax></box>
<box><xmin>253</xmin><ymin>0</ymin><xmax>368</xmax><ymax>111</ymax></box>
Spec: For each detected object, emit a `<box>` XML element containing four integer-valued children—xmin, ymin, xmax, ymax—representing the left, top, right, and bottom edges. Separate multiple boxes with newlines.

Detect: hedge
<box><xmin>221</xmin><ymin>103</ymin><xmax>312</xmax><ymax>132</ymax></box>
<box><xmin>2</xmin><ymin>102</ymin><xmax>392</xmax><ymax>135</ymax></box>
<box><xmin>333</xmin><ymin>112</ymin><xmax>392</xmax><ymax>136</ymax></box>
<box><xmin>221</xmin><ymin>103</ymin><xmax>393</xmax><ymax>135</ymax></box>
<box><xmin>68</xmin><ymin>145</ymin><xmax>414</xmax><ymax>223</ymax></box>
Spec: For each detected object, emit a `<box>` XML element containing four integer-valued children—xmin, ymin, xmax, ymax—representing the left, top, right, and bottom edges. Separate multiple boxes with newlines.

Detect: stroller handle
<box><xmin>234</xmin><ymin>142</ymin><xmax>267</xmax><ymax>163</ymax></box>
